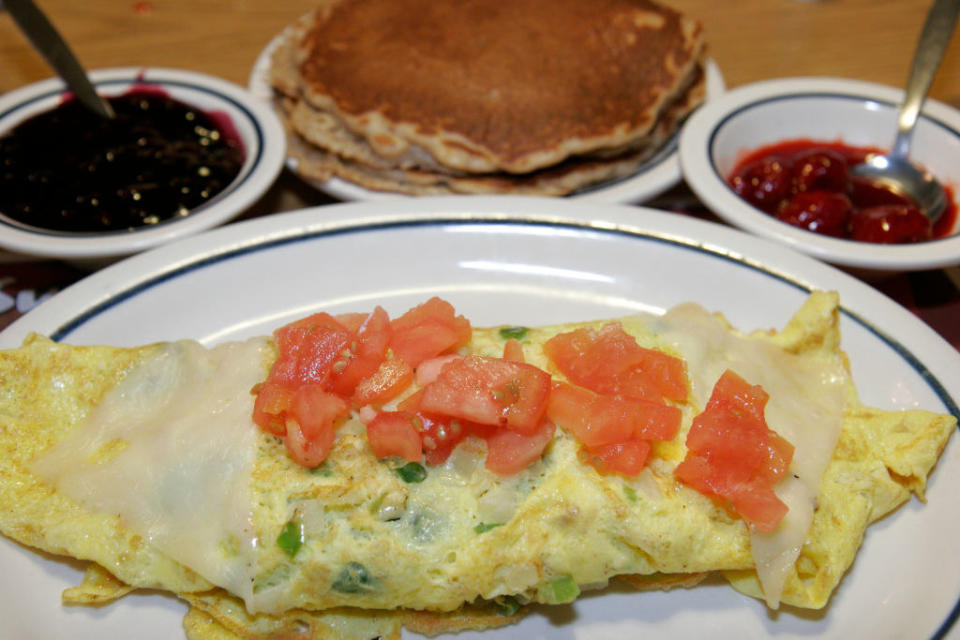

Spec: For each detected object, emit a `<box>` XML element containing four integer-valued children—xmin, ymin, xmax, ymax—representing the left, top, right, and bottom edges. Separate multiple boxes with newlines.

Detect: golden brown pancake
<box><xmin>280</xmin><ymin>102</ymin><xmax>685</xmax><ymax>197</ymax></box>
<box><xmin>269</xmin><ymin>0</ymin><xmax>707</xmax><ymax>195</ymax></box>
<box><xmin>275</xmin><ymin>63</ymin><xmax>706</xmax><ymax>196</ymax></box>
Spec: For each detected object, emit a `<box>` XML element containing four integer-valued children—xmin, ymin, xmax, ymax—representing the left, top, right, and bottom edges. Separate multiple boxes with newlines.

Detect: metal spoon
<box><xmin>850</xmin><ymin>0</ymin><xmax>960</xmax><ymax>222</ymax></box>
<box><xmin>5</xmin><ymin>0</ymin><xmax>115</xmax><ymax>119</ymax></box>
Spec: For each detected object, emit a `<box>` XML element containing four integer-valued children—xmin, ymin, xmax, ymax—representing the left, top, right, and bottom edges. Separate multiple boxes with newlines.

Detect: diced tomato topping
<box><xmin>547</xmin><ymin>380</ymin><xmax>679</xmax><ymax>476</ymax></box>
<box><xmin>271</xmin><ymin>313</ymin><xmax>351</xmax><ymax>385</ymax></box>
<box><xmin>485</xmin><ymin>420</ymin><xmax>556</xmax><ymax>475</ymax></box>
<box><xmin>587</xmin><ymin>439</ymin><xmax>651</xmax><ymax>476</ymax></box>
<box><xmin>283</xmin><ymin>384</ymin><xmax>349</xmax><ymax>467</ymax></box>
<box><xmin>613</xmin><ymin>351</ymin><xmax>688</xmax><ymax>403</ymax></box>
<box><xmin>352</xmin><ymin>357</ymin><xmax>414</xmax><ymax>407</ymax></box>
<box><xmin>254</xmin><ymin>298</ymin><xmax>683</xmax><ymax>477</ymax></box>
<box><xmin>389</xmin><ymin>297</ymin><xmax>471</xmax><ymax>368</ymax></box>
<box><xmin>400</xmin><ymin>369</ymin><xmax>552</xmax><ymax>469</ymax></box>
<box><xmin>502</xmin><ymin>339</ymin><xmax>525</xmax><ymax>362</ymax></box>
<box><xmin>390</xmin><ymin>324</ymin><xmax>462</xmax><ymax>368</ymax></box>
<box><xmin>419</xmin><ymin>412</ymin><xmax>471</xmax><ymax>465</ymax></box>
<box><xmin>252</xmin><ymin>381</ymin><xmax>295</xmax><ymax>436</ymax></box>
<box><xmin>285</xmin><ymin>420</ymin><xmax>334</xmax><ymax>469</ymax></box>
<box><xmin>264</xmin><ymin>352</ymin><xmax>300</xmax><ymax>388</ymax></box>
<box><xmin>546</xmin><ymin>382</ymin><xmax>629</xmax><ymax>446</ymax></box>
<box><xmin>289</xmin><ymin>384</ymin><xmax>349</xmax><ymax>440</ymax></box>
<box><xmin>397</xmin><ymin>387</ymin><xmax>426</xmax><ymax>412</ymax></box>
<box><xmin>394</xmin><ymin>389</ymin><xmax>478</xmax><ymax>465</ymax></box>
<box><xmin>366</xmin><ymin>411</ymin><xmax>423</xmax><ymax>462</ymax></box>
<box><xmin>419</xmin><ymin>355</ymin><xmax>551</xmax><ymax>434</ymax></box>
<box><xmin>544</xmin><ymin>323</ymin><xmax>688</xmax><ymax>403</ymax></box>
<box><xmin>396</xmin><ymin>389</ymin><xmax>469</xmax><ymax>465</ymax></box>
<box><xmin>546</xmin><ymin>381</ymin><xmax>680</xmax><ymax>448</ymax></box>
<box><xmin>326</xmin><ymin>306</ymin><xmax>391</xmax><ymax>397</ymax></box>
<box><xmin>415</xmin><ymin>354</ymin><xmax>462</xmax><ymax>387</ymax></box>
<box><xmin>333</xmin><ymin>312</ymin><xmax>368</xmax><ymax>333</ymax></box>
<box><xmin>674</xmin><ymin>370</ymin><xmax>794</xmax><ymax>532</ymax></box>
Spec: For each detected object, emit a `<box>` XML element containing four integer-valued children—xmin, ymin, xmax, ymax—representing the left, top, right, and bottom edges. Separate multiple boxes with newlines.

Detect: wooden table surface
<box><xmin>2</xmin><ymin>0</ymin><xmax>959</xmax><ymax>96</ymax></box>
<box><xmin>2</xmin><ymin>0</ymin><xmax>960</xmax><ymax>212</ymax></box>
<box><xmin>0</xmin><ymin>0</ymin><xmax>959</xmax><ymax>349</ymax></box>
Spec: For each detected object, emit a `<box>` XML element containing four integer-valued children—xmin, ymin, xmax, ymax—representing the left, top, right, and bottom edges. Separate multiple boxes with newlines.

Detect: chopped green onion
<box><xmin>623</xmin><ymin>485</ymin><xmax>638</xmax><ymax>503</ymax></box>
<box><xmin>310</xmin><ymin>463</ymin><xmax>335</xmax><ymax>477</ymax></box>
<box><xmin>474</xmin><ymin>522</ymin><xmax>503</xmax><ymax>534</ymax></box>
<box><xmin>542</xmin><ymin>575</ymin><xmax>580</xmax><ymax>604</ymax></box>
<box><xmin>276</xmin><ymin>520</ymin><xmax>304</xmax><ymax>558</ymax></box>
<box><xmin>498</xmin><ymin>326</ymin><xmax>529</xmax><ymax>340</ymax></box>
<box><xmin>395</xmin><ymin>461</ymin><xmax>427</xmax><ymax>483</ymax></box>
<box><xmin>493</xmin><ymin>595</ymin><xmax>522</xmax><ymax>616</ymax></box>
<box><xmin>332</xmin><ymin>562</ymin><xmax>376</xmax><ymax>594</ymax></box>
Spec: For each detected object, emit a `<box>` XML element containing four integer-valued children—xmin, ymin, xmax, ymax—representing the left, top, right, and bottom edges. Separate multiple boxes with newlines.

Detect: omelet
<box><xmin>0</xmin><ymin>291</ymin><xmax>953</xmax><ymax>640</ymax></box>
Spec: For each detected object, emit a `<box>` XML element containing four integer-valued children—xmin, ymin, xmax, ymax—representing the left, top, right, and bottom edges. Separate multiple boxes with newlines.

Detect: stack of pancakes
<box><xmin>269</xmin><ymin>0</ymin><xmax>706</xmax><ymax>196</ymax></box>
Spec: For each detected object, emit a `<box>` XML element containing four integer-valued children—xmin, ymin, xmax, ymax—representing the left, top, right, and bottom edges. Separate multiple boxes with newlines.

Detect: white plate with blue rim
<box><xmin>0</xmin><ymin>196</ymin><xmax>957</xmax><ymax>639</ymax></box>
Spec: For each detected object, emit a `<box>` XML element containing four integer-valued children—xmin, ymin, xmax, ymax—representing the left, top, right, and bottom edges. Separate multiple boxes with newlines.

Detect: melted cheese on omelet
<box><xmin>32</xmin><ymin>339</ymin><xmax>270</xmax><ymax>605</ymax></box>
<box><xmin>628</xmin><ymin>303</ymin><xmax>849</xmax><ymax>607</ymax></box>
<box><xmin>0</xmin><ymin>290</ymin><xmax>953</xmax><ymax>633</ymax></box>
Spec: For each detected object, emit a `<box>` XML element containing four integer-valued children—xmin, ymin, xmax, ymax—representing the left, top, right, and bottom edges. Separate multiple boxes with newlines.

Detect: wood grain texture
<box><xmin>2</xmin><ymin>1</ymin><xmax>958</xmax><ymax>101</ymax></box>
<box><xmin>1</xmin><ymin>0</ymin><xmax>958</xmax><ymax>214</ymax></box>
<box><xmin>669</xmin><ymin>0</ymin><xmax>960</xmax><ymax>107</ymax></box>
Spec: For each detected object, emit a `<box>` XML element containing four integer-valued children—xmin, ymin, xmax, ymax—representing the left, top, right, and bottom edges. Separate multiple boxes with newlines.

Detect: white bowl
<box><xmin>0</xmin><ymin>67</ymin><xmax>286</xmax><ymax>263</ymax></box>
<box><xmin>678</xmin><ymin>77</ymin><xmax>960</xmax><ymax>274</ymax></box>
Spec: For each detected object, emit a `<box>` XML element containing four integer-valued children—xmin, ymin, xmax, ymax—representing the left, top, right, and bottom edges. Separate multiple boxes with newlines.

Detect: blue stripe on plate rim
<box><xmin>705</xmin><ymin>91</ymin><xmax>960</xmax><ymax>248</ymax></box>
<box><xmin>39</xmin><ymin>216</ymin><xmax>960</xmax><ymax>638</ymax></box>
<box><xmin>0</xmin><ymin>76</ymin><xmax>266</xmax><ymax>238</ymax></box>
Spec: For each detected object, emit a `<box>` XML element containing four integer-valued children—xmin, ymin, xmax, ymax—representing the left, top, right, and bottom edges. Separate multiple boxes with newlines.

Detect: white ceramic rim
<box><xmin>0</xmin><ymin>195</ymin><xmax>958</xmax><ymax>639</ymax></box>
<box><xmin>247</xmin><ymin>34</ymin><xmax>725</xmax><ymax>204</ymax></box>
<box><xmin>0</xmin><ymin>67</ymin><xmax>286</xmax><ymax>260</ymax></box>
<box><xmin>678</xmin><ymin>76</ymin><xmax>960</xmax><ymax>271</ymax></box>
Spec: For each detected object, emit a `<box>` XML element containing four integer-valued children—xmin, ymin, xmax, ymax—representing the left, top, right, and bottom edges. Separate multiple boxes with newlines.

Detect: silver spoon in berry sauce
<box><xmin>850</xmin><ymin>0</ymin><xmax>960</xmax><ymax>222</ymax></box>
<box><xmin>850</xmin><ymin>0</ymin><xmax>959</xmax><ymax>223</ymax></box>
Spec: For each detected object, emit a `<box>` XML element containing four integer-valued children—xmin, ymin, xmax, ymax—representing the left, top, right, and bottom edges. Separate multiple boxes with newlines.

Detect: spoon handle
<box><xmin>5</xmin><ymin>0</ymin><xmax>115</xmax><ymax>119</ymax></box>
<box><xmin>893</xmin><ymin>0</ymin><xmax>960</xmax><ymax>159</ymax></box>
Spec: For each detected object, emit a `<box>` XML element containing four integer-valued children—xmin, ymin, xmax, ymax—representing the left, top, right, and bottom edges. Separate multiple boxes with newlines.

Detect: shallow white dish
<box><xmin>679</xmin><ymin>77</ymin><xmax>960</xmax><ymax>274</ymax></box>
<box><xmin>0</xmin><ymin>196</ymin><xmax>958</xmax><ymax>639</ymax></box>
<box><xmin>0</xmin><ymin>67</ymin><xmax>286</xmax><ymax>263</ymax></box>
<box><xmin>248</xmin><ymin>35</ymin><xmax>724</xmax><ymax>204</ymax></box>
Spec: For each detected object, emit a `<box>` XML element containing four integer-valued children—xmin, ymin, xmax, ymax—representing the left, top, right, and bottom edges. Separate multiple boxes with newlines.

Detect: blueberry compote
<box><xmin>0</xmin><ymin>88</ymin><xmax>244</xmax><ymax>233</ymax></box>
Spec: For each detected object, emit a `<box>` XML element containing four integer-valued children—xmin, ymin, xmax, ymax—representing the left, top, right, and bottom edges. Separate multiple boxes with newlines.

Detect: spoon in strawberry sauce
<box><xmin>850</xmin><ymin>0</ymin><xmax>959</xmax><ymax>223</ymax></box>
